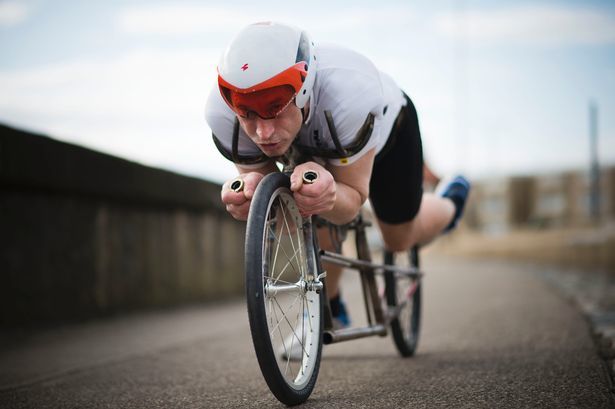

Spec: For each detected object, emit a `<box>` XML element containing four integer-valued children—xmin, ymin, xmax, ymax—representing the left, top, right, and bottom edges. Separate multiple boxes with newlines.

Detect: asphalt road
<box><xmin>1</xmin><ymin>256</ymin><xmax>613</xmax><ymax>408</ymax></box>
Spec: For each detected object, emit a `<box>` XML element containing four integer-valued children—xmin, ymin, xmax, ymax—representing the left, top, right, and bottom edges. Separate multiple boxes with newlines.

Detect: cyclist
<box><xmin>205</xmin><ymin>22</ymin><xmax>470</xmax><ymax>340</ymax></box>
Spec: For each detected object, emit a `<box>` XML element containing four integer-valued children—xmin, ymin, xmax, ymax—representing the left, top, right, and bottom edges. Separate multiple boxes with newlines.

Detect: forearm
<box><xmin>320</xmin><ymin>181</ymin><xmax>365</xmax><ymax>225</ymax></box>
<box><xmin>290</xmin><ymin>151</ymin><xmax>374</xmax><ymax>225</ymax></box>
<box><xmin>320</xmin><ymin>150</ymin><xmax>374</xmax><ymax>225</ymax></box>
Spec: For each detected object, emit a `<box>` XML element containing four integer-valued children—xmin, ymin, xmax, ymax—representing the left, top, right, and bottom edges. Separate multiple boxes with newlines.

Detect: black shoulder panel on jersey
<box><xmin>292</xmin><ymin>112</ymin><xmax>374</xmax><ymax>159</ymax></box>
<box><xmin>211</xmin><ymin>118</ymin><xmax>269</xmax><ymax>165</ymax></box>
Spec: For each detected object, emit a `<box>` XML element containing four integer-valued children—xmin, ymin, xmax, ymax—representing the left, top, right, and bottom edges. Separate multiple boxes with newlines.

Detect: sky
<box><xmin>0</xmin><ymin>0</ymin><xmax>614</xmax><ymax>184</ymax></box>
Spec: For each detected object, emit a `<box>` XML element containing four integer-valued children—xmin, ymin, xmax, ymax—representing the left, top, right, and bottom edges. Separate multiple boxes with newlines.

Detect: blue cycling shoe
<box><xmin>437</xmin><ymin>175</ymin><xmax>471</xmax><ymax>233</ymax></box>
<box><xmin>331</xmin><ymin>296</ymin><xmax>351</xmax><ymax>329</ymax></box>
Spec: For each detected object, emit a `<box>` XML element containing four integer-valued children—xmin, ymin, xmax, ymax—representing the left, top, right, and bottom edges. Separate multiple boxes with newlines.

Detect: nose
<box><xmin>255</xmin><ymin>118</ymin><xmax>275</xmax><ymax>141</ymax></box>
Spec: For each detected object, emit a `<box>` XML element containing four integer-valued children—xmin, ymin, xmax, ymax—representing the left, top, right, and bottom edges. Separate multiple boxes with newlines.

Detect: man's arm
<box><xmin>291</xmin><ymin>148</ymin><xmax>376</xmax><ymax>225</ymax></box>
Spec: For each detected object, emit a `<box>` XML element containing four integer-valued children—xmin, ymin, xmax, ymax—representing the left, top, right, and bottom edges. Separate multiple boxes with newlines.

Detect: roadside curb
<box><xmin>592</xmin><ymin>315</ymin><xmax>615</xmax><ymax>394</ymax></box>
<box><xmin>535</xmin><ymin>267</ymin><xmax>615</xmax><ymax>397</ymax></box>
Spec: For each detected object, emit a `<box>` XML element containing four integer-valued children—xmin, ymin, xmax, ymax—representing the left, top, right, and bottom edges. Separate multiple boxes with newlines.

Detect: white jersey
<box><xmin>205</xmin><ymin>43</ymin><xmax>407</xmax><ymax>167</ymax></box>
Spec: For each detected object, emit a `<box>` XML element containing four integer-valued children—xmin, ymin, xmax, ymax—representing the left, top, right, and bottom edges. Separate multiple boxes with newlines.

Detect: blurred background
<box><xmin>2</xmin><ymin>0</ymin><xmax>614</xmax><ymax>182</ymax></box>
<box><xmin>0</xmin><ymin>0</ymin><xmax>614</xmax><ymax>325</ymax></box>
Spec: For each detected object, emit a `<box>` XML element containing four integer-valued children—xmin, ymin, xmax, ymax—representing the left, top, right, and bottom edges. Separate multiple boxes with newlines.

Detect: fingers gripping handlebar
<box><xmin>230</xmin><ymin>170</ymin><xmax>318</xmax><ymax>193</ymax></box>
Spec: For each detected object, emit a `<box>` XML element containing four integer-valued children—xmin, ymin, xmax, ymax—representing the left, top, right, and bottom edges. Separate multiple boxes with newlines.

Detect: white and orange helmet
<box><xmin>217</xmin><ymin>22</ymin><xmax>317</xmax><ymax>119</ymax></box>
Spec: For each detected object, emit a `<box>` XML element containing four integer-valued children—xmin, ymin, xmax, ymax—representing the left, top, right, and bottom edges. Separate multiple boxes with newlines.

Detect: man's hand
<box><xmin>290</xmin><ymin>162</ymin><xmax>336</xmax><ymax>217</ymax></box>
<box><xmin>221</xmin><ymin>172</ymin><xmax>264</xmax><ymax>220</ymax></box>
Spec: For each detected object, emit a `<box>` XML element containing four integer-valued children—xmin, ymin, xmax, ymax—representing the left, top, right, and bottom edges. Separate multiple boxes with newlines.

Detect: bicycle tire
<box><xmin>384</xmin><ymin>247</ymin><xmax>421</xmax><ymax>357</ymax></box>
<box><xmin>245</xmin><ymin>172</ymin><xmax>324</xmax><ymax>406</ymax></box>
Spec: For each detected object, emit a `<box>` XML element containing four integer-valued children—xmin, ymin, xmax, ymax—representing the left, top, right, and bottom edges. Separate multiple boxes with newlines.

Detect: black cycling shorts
<box><xmin>369</xmin><ymin>93</ymin><xmax>423</xmax><ymax>224</ymax></box>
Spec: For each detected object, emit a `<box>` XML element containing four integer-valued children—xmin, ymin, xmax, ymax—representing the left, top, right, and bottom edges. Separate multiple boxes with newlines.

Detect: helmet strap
<box><xmin>300</xmin><ymin>98</ymin><xmax>311</xmax><ymax>124</ymax></box>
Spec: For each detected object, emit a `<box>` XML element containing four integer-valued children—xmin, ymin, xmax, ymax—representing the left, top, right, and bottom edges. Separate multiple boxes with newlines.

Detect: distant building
<box><xmin>464</xmin><ymin>166</ymin><xmax>615</xmax><ymax>233</ymax></box>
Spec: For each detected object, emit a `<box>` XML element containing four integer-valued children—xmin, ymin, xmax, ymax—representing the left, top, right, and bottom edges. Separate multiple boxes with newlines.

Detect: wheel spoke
<box><xmin>271</xmin><ymin>297</ymin><xmax>292</xmax><ymax>369</ymax></box>
<box><xmin>267</xmin><ymin>211</ymin><xmax>303</xmax><ymax>285</ymax></box>
<box><xmin>273</xmin><ymin>297</ymin><xmax>310</xmax><ymax>358</ymax></box>
<box><xmin>268</xmin><ymin>290</ymin><xmax>303</xmax><ymax>337</ymax></box>
<box><xmin>272</xmin><ymin>247</ymin><xmax>302</xmax><ymax>284</ymax></box>
<box><xmin>268</xmin><ymin>222</ymin><xmax>283</xmax><ymax>285</ymax></box>
<box><xmin>278</xmin><ymin>202</ymin><xmax>302</xmax><ymax>276</ymax></box>
<box><xmin>294</xmin><ymin>210</ymin><xmax>306</xmax><ymax>279</ymax></box>
<box><xmin>283</xmin><ymin>304</ymin><xmax>302</xmax><ymax>376</ymax></box>
<box><xmin>263</xmin><ymin>276</ymin><xmax>299</xmax><ymax>286</ymax></box>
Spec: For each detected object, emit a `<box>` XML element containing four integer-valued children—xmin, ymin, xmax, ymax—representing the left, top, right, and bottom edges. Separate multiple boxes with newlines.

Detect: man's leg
<box><xmin>377</xmin><ymin>193</ymin><xmax>454</xmax><ymax>252</ymax></box>
<box><xmin>316</xmin><ymin>226</ymin><xmax>351</xmax><ymax>327</ymax></box>
<box><xmin>316</xmin><ymin>226</ymin><xmax>343</xmax><ymax>298</ymax></box>
<box><xmin>369</xmin><ymin>93</ymin><xmax>469</xmax><ymax>254</ymax></box>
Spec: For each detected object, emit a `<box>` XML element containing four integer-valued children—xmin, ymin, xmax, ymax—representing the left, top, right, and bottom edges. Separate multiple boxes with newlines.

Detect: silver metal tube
<box><xmin>264</xmin><ymin>282</ymin><xmax>301</xmax><ymax>298</ymax></box>
<box><xmin>320</xmin><ymin>251</ymin><xmax>422</xmax><ymax>278</ymax></box>
<box><xmin>264</xmin><ymin>280</ymin><xmax>324</xmax><ymax>298</ymax></box>
<box><xmin>323</xmin><ymin>324</ymin><xmax>387</xmax><ymax>344</ymax></box>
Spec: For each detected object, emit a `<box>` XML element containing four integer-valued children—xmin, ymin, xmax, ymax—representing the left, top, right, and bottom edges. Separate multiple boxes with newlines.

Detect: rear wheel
<box><xmin>245</xmin><ymin>173</ymin><xmax>324</xmax><ymax>406</ymax></box>
<box><xmin>384</xmin><ymin>247</ymin><xmax>421</xmax><ymax>357</ymax></box>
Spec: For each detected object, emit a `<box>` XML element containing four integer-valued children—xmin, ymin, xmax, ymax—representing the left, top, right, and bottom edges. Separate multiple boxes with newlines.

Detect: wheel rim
<box><xmin>261</xmin><ymin>188</ymin><xmax>321</xmax><ymax>390</ymax></box>
<box><xmin>388</xmin><ymin>252</ymin><xmax>419</xmax><ymax>347</ymax></box>
<box><xmin>396</xmin><ymin>274</ymin><xmax>418</xmax><ymax>345</ymax></box>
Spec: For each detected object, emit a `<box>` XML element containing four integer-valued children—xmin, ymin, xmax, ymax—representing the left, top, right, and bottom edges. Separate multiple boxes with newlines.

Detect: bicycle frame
<box><xmin>311</xmin><ymin>212</ymin><xmax>423</xmax><ymax>345</ymax></box>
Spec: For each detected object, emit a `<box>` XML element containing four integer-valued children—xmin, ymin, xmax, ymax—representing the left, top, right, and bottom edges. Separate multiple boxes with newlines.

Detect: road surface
<box><xmin>1</xmin><ymin>256</ymin><xmax>613</xmax><ymax>408</ymax></box>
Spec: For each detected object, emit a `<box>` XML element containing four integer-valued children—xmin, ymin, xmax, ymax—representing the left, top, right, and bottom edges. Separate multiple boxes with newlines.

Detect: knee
<box><xmin>317</xmin><ymin>227</ymin><xmax>336</xmax><ymax>251</ymax></box>
<box><xmin>378</xmin><ymin>219</ymin><xmax>419</xmax><ymax>252</ymax></box>
<box><xmin>382</xmin><ymin>236</ymin><xmax>415</xmax><ymax>253</ymax></box>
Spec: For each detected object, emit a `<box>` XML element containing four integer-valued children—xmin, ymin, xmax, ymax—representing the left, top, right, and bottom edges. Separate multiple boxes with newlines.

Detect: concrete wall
<box><xmin>0</xmin><ymin>124</ymin><xmax>245</xmax><ymax>326</ymax></box>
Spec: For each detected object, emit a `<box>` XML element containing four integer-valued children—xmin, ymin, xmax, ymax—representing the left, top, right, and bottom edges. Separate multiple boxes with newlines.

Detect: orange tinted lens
<box><xmin>228</xmin><ymin>85</ymin><xmax>295</xmax><ymax>119</ymax></box>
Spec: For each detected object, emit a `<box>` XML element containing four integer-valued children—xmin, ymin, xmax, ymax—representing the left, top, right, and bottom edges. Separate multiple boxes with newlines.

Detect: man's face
<box><xmin>237</xmin><ymin>103</ymin><xmax>303</xmax><ymax>157</ymax></box>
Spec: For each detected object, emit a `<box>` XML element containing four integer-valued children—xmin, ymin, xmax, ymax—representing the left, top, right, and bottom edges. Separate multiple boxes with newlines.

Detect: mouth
<box><xmin>258</xmin><ymin>142</ymin><xmax>280</xmax><ymax>152</ymax></box>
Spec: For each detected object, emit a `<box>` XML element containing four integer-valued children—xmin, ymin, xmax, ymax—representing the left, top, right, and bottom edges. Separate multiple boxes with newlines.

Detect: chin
<box><xmin>261</xmin><ymin>144</ymin><xmax>290</xmax><ymax>157</ymax></box>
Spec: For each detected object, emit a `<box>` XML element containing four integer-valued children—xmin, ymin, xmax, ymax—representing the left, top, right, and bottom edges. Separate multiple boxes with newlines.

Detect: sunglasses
<box><xmin>219</xmin><ymin>62</ymin><xmax>307</xmax><ymax>119</ymax></box>
<box><xmin>221</xmin><ymin>85</ymin><xmax>296</xmax><ymax>120</ymax></box>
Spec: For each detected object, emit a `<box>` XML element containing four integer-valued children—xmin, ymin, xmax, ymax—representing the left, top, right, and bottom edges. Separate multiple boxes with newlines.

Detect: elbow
<box><xmin>331</xmin><ymin>207</ymin><xmax>361</xmax><ymax>225</ymax></box>
<box><xmin>324</xmin><ymin>194</ymin><xmax>366</xmax><ymax>225</ymax></box>
<box><xmin>320</xmin><ymin>183</ymin><xmax>368</xmax><ymax>225</ymax></box>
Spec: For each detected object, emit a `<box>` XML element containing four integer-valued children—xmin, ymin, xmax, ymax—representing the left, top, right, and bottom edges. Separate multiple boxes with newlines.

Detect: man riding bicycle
<box><xmin>205</xmin><ymin>22</ymin><xmax>470</xmax><ymax>340</ymax></box>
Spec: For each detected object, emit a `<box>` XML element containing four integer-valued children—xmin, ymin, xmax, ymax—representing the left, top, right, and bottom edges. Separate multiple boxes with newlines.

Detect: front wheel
<box><xmin>245</xmin><ymin>173</ymin><xmax>324</xmax><ymax>406</ymax></box>
<box><xmin>384</xmin><ymin>247</ymin><xmax>422</xmax><ymax>357</ymax></box>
